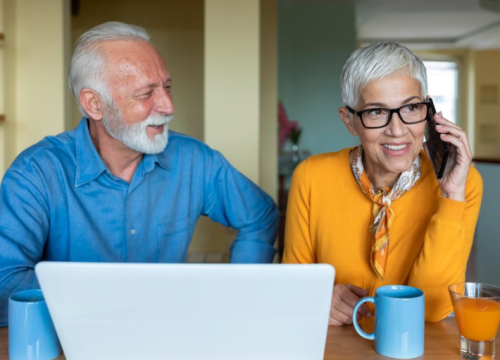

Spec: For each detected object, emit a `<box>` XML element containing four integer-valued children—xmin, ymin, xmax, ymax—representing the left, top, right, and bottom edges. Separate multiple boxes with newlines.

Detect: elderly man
<box><xmin>0</xmin><ymin>22</ymin><xmax>278</xmax><ymax>325</ymax></box>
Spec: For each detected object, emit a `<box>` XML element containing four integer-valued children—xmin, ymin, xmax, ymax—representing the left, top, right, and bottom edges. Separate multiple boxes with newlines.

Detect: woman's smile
<box><xmin>381</xmin><ymin>142</ymin><xmax>410</xmax><ymax>155</ymax></box>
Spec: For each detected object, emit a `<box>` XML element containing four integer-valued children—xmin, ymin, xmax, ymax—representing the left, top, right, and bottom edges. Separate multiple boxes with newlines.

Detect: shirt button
<box><xmin>131</xmin><ymin>229</ymin><xmax>136</xmax><ymax>235</ymax></box>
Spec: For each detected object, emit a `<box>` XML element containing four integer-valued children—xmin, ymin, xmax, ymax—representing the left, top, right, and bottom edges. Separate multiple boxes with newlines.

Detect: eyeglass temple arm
<box><xmin>346</xmin><ymin>105</ymin><xmax>356</xmax><ymax>115</ymax></box>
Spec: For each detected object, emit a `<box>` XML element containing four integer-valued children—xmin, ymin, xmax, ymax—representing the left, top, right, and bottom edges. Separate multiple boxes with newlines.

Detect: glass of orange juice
<box><xmin>449</xmin><ymin>282</ymin><xmax>500</xmax><ymax>359</ymax></box>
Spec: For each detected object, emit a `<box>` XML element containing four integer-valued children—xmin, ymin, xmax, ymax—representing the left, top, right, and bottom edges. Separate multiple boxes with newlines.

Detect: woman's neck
<box><xmin>362</xmin><ymin>152</ymin><xmax>399</xmax><ymax>190</ymax></box>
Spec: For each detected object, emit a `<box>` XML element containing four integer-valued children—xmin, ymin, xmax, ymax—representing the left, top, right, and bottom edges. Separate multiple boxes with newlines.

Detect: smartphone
<box><xmin>425</xmin><ymin>97</ymin><xmax>449</xmax><ymax>179</ymax></box>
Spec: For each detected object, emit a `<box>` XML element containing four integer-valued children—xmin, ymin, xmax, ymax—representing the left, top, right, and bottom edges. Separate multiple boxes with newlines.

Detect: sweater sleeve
<box><xmin>408</xmin><ymin>166</ymin><xmax>483</xmax><ymax>322</ymax></box>
<box><xmin>282</xmin><ymin>159</ymin><xmax>316</xmax><ymax>264</ymax></box>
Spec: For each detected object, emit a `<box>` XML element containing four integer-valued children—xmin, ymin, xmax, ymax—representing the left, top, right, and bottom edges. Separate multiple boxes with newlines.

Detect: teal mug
<box><xmin>352</xmin><ymin>285</ymin><xmax>425</xmax><ymax>359</ymax></box>
<box><xmin>9</xmin><ymin>289</ymin><xmax>62</xmax><ymax>360</ymax></box>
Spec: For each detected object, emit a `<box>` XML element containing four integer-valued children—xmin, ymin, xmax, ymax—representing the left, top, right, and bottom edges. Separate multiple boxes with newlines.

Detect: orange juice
<box><xmin>453</xmin><ymin>297</ymin><xmax>500</xmax><ymax>341</ymax></box>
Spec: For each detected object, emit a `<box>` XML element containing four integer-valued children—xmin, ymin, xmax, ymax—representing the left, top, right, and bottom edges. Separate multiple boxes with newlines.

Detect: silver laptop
<box><xmin>35</xmin><ymin>262</ymin><xmax>334</xmax><ymax>360</ymax></box>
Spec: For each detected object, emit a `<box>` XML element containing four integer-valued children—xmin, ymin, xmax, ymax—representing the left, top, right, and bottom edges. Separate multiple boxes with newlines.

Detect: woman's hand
<box><xmin>329</xmin><ymin>284</ymin><xmax>371</xmax><ymax>326</ymax></box>
<box><xmin>430</xmin><ymin>112</ymin><xmax>472</xmax><ymax>202</ymax></box>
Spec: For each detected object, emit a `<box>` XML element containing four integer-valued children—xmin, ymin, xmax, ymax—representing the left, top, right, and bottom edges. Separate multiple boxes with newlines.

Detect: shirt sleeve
<box><xmin>282</xmin><ymin>159</ymin><xmax>316</xmax><ymax>264</ymax></box>
<box><xmin>408</xmin><ymin>166</ymin><xmax>483</xmax><ymax>322</ymax></box>
<box><xmin>202</xmin><ymin>150</ymin><xmax>279</xmax><ymax>263</ymax></box>
<box><xmin>0</xmin><ymin>166</ymin><xmax>49</xmax><ymax>326</ymax></box>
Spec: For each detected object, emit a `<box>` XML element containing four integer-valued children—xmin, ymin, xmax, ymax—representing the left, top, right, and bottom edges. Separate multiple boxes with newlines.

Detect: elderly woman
<box><xmin>283</xmin><ymin>42</ymin><xmax>483</xmax><ymax>325</ymax></box>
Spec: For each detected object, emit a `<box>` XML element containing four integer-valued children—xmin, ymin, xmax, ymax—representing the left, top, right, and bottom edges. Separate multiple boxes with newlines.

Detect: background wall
<box><xmin>474</xmin><ymin>163</ymin><xmax>500</xmax><ymax>286</ymax></box>
<box><xmin>0</xmin><ymin>0</ymin><xmax>4</xmax><ymax>177</ymax></box>
<box><xmin>2</xmin><ymin>0</ymin><xmax>70</xmax><ymax>179</ymax></box>
<box><xmin>278</xmin><ymin>1</ymin><xmax>358</xmax><ymax>156</ymax></box>
<box><xmin>474</xmin><ymin>50</ymin><xmax>500</xmax><ymax>159</ymax></box>
<box><xmin>471</xmin><ymin>51</ymin><xmax>500</xmax><ymax>286</ymax></box>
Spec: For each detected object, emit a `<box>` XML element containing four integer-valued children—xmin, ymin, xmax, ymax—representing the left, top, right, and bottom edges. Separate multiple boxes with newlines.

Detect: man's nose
<box><xmin>155</xmin><ymin>88</ymin><xmax>175</xmax><ymax>116</ymax></box>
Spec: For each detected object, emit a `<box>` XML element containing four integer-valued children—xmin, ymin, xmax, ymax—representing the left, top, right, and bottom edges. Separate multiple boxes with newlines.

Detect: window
<box><xmin>424</xmin><ymin>61</ymin><xmax>459</xmax><ymax>124</ymax></box>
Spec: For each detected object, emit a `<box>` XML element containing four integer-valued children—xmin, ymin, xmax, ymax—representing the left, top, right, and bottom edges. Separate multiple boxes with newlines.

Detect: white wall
<box><xmin>205</xmin><ymin>0</ymin><xmax>260</xmax><ymax>183</ymax></box>
<box><xmin>0</xmin><ymin>0</ymin><xmax>5</xmax><ymax>178</ymax></box>
<box><xmin>3</xmin><ymin>0</ymin><xmax>70</xmax><ymax>175</ymax></box>
<box><xmin>194</xmin><ymin>0</ymin><xmax>277</xmax><ymax>259</ymax></box>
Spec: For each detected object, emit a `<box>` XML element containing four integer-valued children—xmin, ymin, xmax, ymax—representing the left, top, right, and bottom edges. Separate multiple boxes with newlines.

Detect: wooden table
<box><xmin>324</xmin><ymin>317</ymin><xmax>499</xmax><ymax>359</ymax></box>
<box><xmin>1</xmin><ymin>317</ymin><xmax>498</xmax><ymax>359</ymax></box>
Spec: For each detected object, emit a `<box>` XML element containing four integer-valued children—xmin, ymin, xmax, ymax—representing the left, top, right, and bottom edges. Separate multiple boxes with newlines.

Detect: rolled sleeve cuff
<box><xmin>230</xmin><ymin>240</ymin><xmax>277</xmax><ymax>263</ymax></box>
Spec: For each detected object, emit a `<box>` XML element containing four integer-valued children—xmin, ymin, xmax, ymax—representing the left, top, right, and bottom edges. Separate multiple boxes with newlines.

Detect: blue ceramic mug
<box><xmin>9</xmin><ymin>289</ymin><xmax>62</xmax><ymax>360</ymax></box>
<box><xmin>352</xmin><ymin>285</ymin><xmax>425</xmax><ymax>359</ymax></box>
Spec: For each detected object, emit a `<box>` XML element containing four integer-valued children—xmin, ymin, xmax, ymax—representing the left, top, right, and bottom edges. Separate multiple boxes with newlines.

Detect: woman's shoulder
<box><xmin>467</xmin><ymin>165</ymin><xmax>482</xmax><ymax>185</ymax></box>
<box><xmin>466</xmin><ymin>165</ymin><xmax>483</xmax><ymax>198</ymax></box>
<box><xmin>300</xmin><ymin>147</ymin><xmax>353</xmax><ymax>170</ymax></box>
<box><xmin>292</xmin><ymin>147</ymin><xmax>354</xmax><ymax>183</ymax></box>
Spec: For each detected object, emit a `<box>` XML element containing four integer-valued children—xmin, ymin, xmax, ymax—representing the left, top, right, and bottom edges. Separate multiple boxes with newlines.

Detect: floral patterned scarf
<box><xmin>350</xmin><ymin>146</ymin><xmax>422</xmax><ymax>279</ymax></box>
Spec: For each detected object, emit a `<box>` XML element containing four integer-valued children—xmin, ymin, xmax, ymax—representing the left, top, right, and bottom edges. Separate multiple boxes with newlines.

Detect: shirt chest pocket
<box><xmin>157</xmin><ymin>217</ymin><xmax>191</xmax><ymax>263</ymax></box>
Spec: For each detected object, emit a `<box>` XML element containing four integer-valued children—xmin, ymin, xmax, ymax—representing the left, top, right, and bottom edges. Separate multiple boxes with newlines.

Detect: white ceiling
<box><xmin>281</xmin><ymin>0</ymin><xmax>500</xmax><ymax>49</ymax></box>
<box><xmin>355</xmin><ymin>0</ymin><xmax>500</xmax><ymax>49</ymax></box>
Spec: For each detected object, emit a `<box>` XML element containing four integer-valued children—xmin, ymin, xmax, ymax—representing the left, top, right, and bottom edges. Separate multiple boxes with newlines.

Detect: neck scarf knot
<box><xmin>350</xmin><ymin>146</ymin><xmax>422</xmax><ymax>279</ymax></box>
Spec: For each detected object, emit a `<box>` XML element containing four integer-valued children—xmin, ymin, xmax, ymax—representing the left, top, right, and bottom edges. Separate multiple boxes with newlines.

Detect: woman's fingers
<box><xmin>427</xmin><ymin>112</ymin><xmax>471</xmax><ymax>201</ymax></box>
<box><xmin>438</xmin><ymin>126</ymin><xmax>472</xmax><ymax>161</ymax></box>
<box><xmin>329</xmin><ymin>284</ymin><xmax>370</xmax><ymax>326</ymax></box>
<box><xmin>433</xmin><ymin>113</ymin><xmax>472</xmax><ymax>160</ymax></box>
<box><xmin>433</xmin><ymin>112</ymin><xmax>460</xmax><ymax>130</ymax></box>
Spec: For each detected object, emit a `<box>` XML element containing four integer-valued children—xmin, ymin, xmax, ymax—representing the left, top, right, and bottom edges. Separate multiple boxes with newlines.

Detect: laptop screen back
<box><xmin>35</xmin><ymin>262</ymin><xmax>334</xmax><ymax>360</ymax></box>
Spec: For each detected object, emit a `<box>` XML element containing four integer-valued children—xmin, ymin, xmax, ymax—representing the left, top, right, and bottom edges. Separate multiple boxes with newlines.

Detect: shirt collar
<box><xmin>141</xmin><ymin>130</ymin><xmax>174</xmax><ymax>174</ymax></box>
<box><xmin>74</xmin><ymin>118</ymin><xmax>173</xmax><ymax>187</ymax></box>
<box><xmin>142</xmin><ymin>151</ymin><xmax>170</xmax><ymax>174</ymax></box>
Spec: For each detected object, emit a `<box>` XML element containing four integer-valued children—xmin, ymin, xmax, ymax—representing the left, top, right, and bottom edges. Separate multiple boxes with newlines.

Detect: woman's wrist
<box><xmin>440</xmin><ymin>188</ymin><xmax>466</xmax><ymax>202</ymax></box>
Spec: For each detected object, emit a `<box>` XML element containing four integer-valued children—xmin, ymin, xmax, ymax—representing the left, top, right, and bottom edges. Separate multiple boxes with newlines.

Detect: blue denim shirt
<box><xmin>0</xmin><ymin>119</ymin><xmax>278</xmax><ymax>325</ymax></box>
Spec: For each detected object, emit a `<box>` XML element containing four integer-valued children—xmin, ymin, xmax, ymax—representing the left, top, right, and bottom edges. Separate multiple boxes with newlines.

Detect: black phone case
<box><xmin>425</xmin><ymin>98</ymin><xmax>449</xmax><ymax>179</ymax></box>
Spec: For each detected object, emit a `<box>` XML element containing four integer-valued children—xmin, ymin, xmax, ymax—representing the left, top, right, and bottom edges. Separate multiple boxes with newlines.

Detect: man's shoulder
<box><xmin>166</xmin><ymin>130</ymin><xmax>218</xmax><ymax>156</ymax></box>
<box><xmin>162</xmin><ymin>131</ymin><xmax>233</xmax><ymax>173</ymax></box>
<box><xmin>168</xmin><ymin>130</ymin><xmax>206</xmax><ymax>147</ymax></box>
<box><xmin>8</xmin><ymin>129</ymin><xmax>77</xmax><ymax>174</ymax></box>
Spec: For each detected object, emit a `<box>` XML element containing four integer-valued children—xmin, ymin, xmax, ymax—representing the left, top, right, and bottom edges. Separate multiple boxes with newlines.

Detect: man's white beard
<box><xmin>102</xmin><ymin>102</ymin><xmax>173</xmax><ymax>154</ymax></box>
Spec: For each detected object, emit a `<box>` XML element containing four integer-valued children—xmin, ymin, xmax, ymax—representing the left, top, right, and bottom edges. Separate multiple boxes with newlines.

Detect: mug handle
<box><xmin>352</xmin><ymin>297</ymin><xmax>375</xmax><ymax>340</ymax></box>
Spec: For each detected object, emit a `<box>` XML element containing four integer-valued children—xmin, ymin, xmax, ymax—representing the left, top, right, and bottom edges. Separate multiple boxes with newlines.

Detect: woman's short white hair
<box><xmin>69</xmin><ymin>21</ymin><xmax>150</xmax><ymax>117</ymax></box>
<box><xmin>340</xmin><ymin>42</ymin><xmax>428</xmax><ymax>109</ymax></box>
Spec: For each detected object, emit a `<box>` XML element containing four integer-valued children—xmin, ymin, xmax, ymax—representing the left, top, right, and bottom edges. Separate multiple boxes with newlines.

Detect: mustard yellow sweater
<box><xmin>283</xmin><ymin>148</ymin><xmax>483</xmax><ymax>322</ymax></box>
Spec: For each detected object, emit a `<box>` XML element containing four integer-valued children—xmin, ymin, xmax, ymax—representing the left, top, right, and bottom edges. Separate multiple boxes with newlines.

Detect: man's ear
<box><xmin>79</xmin><ymin>89</ymin><xmax>104</xmax><ymax>121</ymax></box>
<box><xmin>339</xmin><ymin>107</ymin><xmax>358</xmax><ymax>136</ymax></box>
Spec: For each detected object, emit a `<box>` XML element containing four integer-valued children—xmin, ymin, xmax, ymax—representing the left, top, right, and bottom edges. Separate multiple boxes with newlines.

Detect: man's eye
<box><xmin>142</xmin><ymin>91</ymin><xmax>153</xmax><ymax>98</ymax></box>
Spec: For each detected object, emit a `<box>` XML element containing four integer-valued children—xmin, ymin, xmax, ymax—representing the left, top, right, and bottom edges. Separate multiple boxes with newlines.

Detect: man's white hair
<box><xmin>69</xmin><ymin>21</ymin><xmax>150</xmax><ymax>117</ymax></box>
<box><xmin>340</xmin><ymin>42</ymin><xmax>428</xmax><ymax>109</ymax></box>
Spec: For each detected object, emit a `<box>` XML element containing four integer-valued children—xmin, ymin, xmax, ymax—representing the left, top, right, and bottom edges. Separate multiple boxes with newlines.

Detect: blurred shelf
<box><xmin>0</xmin><ymin>33</ymin><xmax>3</xmax><ymax>41</ymax></box>
<box><xmin>473</xmin><ymin>158</ymin><xmax>500</xmax><ymax>165</ymax></box>
<box><xmin>278</xmin><ymin>149</ymin><xmax>311</xmax><ymax>177</ymax></box>
<box><xmin>0</xmin><ymin>115</ymin><xmax>5</xmax><ymax>122</ymax></box>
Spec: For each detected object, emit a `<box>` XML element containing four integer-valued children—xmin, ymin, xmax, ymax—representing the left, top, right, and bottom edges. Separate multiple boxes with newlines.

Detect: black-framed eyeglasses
<box><xmin>346</xmin><ymin>102</ymin><xmax>431</xmax><ymax>129</ymax></box>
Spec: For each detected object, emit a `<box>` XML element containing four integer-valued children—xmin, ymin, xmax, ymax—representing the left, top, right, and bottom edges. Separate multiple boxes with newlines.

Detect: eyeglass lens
<box><xmin>362</xmin><ymin>103</ymin><xmax>428</xmax><ymax>128</ymax></box>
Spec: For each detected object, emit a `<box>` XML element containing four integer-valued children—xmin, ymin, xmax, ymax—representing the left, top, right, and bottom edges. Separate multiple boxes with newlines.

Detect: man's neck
<box><xmin>88</xmin><ymin>120</ymin><xmax>143</xmax><ymax>183</ymax></box>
